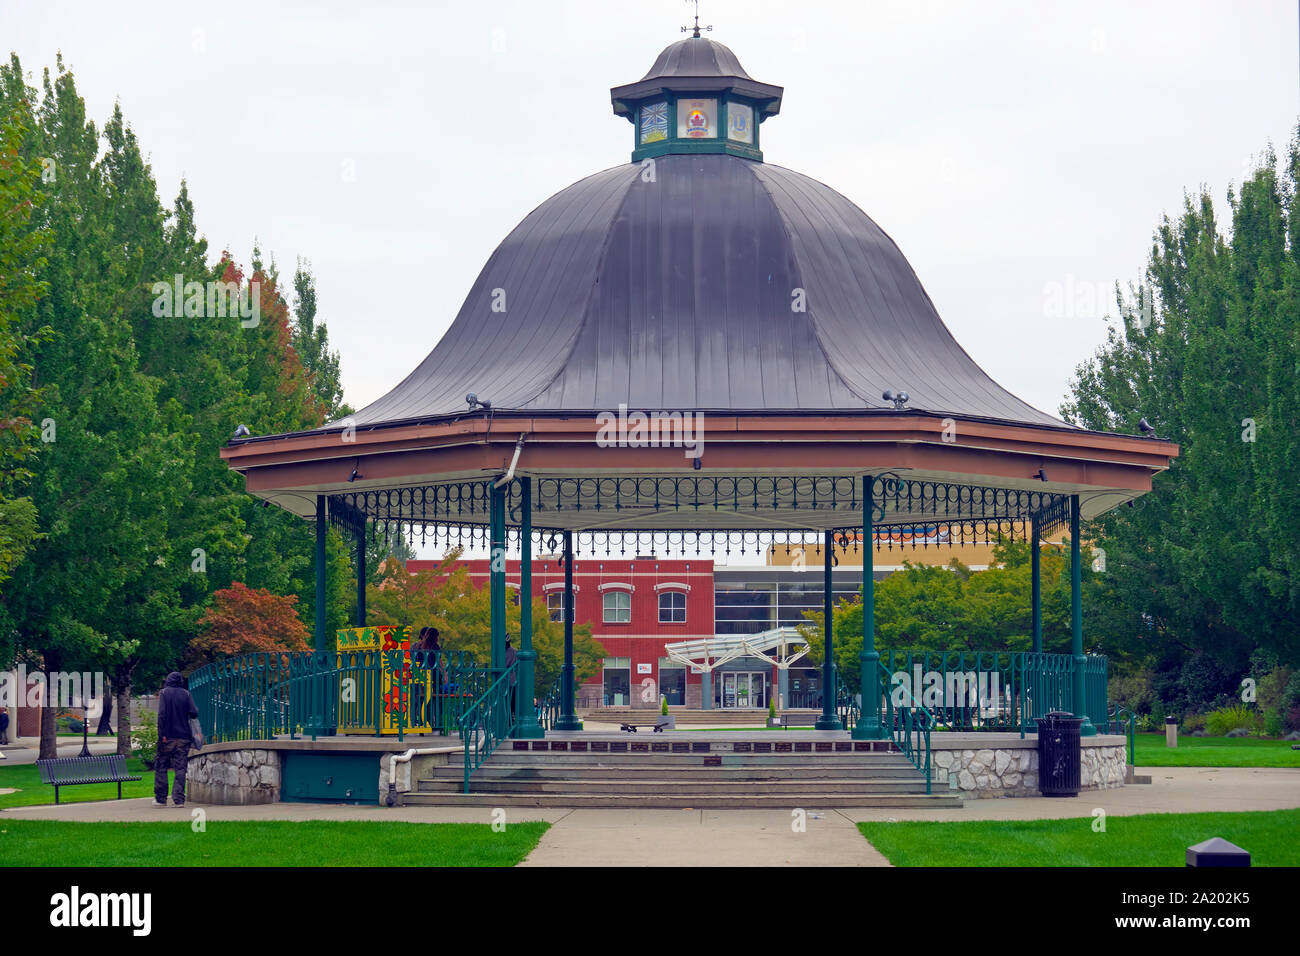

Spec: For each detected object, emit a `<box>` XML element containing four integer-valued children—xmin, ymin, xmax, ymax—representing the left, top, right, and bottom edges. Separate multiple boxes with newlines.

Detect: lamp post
<box><xmin>79</xmin><ymin>702</ymin><xmax>91</xmax><ymax>757</ymax></box>
<box><xmin>1071</xmin><ymin>495</ymin><xmax>1097</xmax><ymax>736</ymax></box>
<box><xmin>555</xmin><ymin>530</ymin><xmax>583</xmax><ymax>730</ymax></box>
<box><xmin>513</xmin><ymin>478</ymin><xmax>544</xmax><ymax>738</ymax></box>
<box><xmin>815</xmin><ymin>530</ymin><xmax>843</xmax><ymax>730</ymax></box>
<box><xmin>854</xmin><ymin>474</ymin><xmax>886</xmax><ymax>740</ymax></box>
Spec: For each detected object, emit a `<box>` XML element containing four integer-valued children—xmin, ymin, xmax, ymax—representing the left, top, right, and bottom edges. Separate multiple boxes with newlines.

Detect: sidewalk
<box><xmin>0</xmin><ymin>736</ymin><xmax>121</xmax><ymax>765</ymax></box>
<box><xmin>3</xmin><ymin>767</ymin><xmax>1296</xmax><ymax>866</ymax></box>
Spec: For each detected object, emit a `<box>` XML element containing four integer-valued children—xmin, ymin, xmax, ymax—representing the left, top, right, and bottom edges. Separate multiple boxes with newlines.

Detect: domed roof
<box><xmin>347</xmin><ymin>153</ymin><xmax>1060</xmax><ymax>428</ymax></box>
<box><xmin>610</xmin><ymin>33</ymin><xmax>782</xmax><ymax>123</ymax></box>
<box><xmin>639</xmin><ymin>36</ymin><xmax>752</xmax><ymax>81</ymax></box>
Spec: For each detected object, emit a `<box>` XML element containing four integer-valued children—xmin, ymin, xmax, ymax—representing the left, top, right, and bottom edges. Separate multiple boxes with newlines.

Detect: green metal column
<box><xmin>514</xmin><ymin>478</ymin><xmax>544</xmax><ymax>738</ymax></box>
<box><xmin>1030</xmin><ymin>513</ymin><xmax>1041</xmax><ymax>654</ymax></box>
<box><xmin>315</xmin><ymin>496</ymin><xmax>328</xmax><ymax>651</ymax></box>
<box><xmin>854</xmin><ymin>475</ymin><xmax>885</xmax><ymax>739</ymax></box>
<box><xmin>1071</xmin><ymin>495</ymin><xmax>1097</xmax><ymax>736</ymax></box>
<box><xmin>355</xmin><ymin>527</ymin><xmax>366</xmax><ymax>627</ymax></box>
<box><xmin>815</xmin><ymin>530</ymin><xmax>843</xmax><ymax>730</ymax></box>
<box><xmin>555</xmin><ymin>529</ymin><xmax>583</xmax><ymax>730</ymax></box>
<box><xmin>490</xmin><ymin>482</ymin><xmax>506</xmax><ymax>673</ymax></box>
<box><xmin>307</xmin><ymin>495</ymin><xmax>328</xmax><ymax>738</ymax></box>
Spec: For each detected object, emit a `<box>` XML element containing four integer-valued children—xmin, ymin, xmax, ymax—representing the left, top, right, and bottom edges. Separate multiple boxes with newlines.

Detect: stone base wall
<box><xmin>931</xmin><ymin>741</ymin><xmax>1126</xmax><ymax>798</ymax></box>
<box><xmin>188</xmin><ymin>749</ymin><xmax>281</xmax><ymax>805</ymax></box>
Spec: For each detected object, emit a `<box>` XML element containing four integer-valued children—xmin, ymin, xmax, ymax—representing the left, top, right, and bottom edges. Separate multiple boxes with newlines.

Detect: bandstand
<box><xmin>194</xmin><ymin>29</ymin><xmax>1178</xmax><ymax>807</ymax></box>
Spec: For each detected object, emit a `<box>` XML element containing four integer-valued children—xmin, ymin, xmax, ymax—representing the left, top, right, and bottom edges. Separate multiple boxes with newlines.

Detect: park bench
<box><xmin>35</xmin><ymin>753</ymin><xmax>141</xmax><ymax>804</ymax></box>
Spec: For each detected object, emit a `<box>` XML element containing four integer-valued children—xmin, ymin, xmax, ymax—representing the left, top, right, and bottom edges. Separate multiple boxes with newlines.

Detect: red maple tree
<box><xmin>188</xmin><ymin>581</ymin><xmax>311</xmax><ymax>666</ymax></box>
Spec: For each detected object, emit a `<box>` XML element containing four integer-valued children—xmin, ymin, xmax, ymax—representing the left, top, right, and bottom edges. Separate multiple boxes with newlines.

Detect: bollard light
<box><xmin>1186</xmin><ymin>837</ymin><xmax>1250</xmax><ymax>867</ymax></box>
<box><xmin>1165</xmin><ymin>715</ymin><xmax>1177</xmax><ymax>748</ymax></box>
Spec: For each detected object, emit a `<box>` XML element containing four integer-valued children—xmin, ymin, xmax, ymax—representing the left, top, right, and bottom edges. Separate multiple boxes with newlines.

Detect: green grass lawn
<box><xmin>1133</xmin><ymin>734</ymin><xmax>1300</xmax><ymax>768</ymax></box>
<box><xmin>0</xmin><ymin>758</ymin><xmax>155</xmax><ymax>809</ymax></box>
<box><xmin>859</xmin><ymin>808</ymin><xmax>1300</xmax><ymax>867</ymax></box>
<box><xmin>0</xmin><ymin>819</ymin><xmax>548</xmax><ymax>866</ymax></box>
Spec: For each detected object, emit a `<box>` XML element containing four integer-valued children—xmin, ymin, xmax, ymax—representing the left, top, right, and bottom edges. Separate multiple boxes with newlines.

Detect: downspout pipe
<box><xmin>494</xmin><ymin>434</ymin><xmax>527</xmax><ymax>487</ymax></box>
<box><xmin>384</xmin><ymin>747</ymin><xmax>444</xmax><ymax>806</ymax></box>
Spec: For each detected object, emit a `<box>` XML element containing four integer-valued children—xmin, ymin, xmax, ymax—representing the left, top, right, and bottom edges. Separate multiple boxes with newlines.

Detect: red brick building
<box><xmin>407</xmin><ymin>556</ymin><xmax>717</xmax><ymax>707</ymax></box>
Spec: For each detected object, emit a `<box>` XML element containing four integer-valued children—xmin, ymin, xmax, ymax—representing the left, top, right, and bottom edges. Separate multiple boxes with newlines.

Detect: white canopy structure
<box><xmin>664</xmin><ymin>627</ymin><xmax>810</xmax><ymax>710</ymax></box>
<box><xmin>664</xmin><ymin>627</ymin><xmax>809</xmax><ymax>672</ymax></box>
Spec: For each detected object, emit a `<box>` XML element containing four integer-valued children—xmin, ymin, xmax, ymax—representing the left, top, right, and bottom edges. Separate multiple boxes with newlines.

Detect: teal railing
<box><xmin>537</xmin><ymin>674</ymin><xmax>562</xmax><ymax>731</ymax></box>
<box><xmin>189</xmin><ymin>651</ymin><xmax>339</xmax><ymax>742</ymax></box>
<box><xmin>1099</xmin><ymin>705</ymin><xmax>1137</xmax><ymax>767</ymax></box>
<box><xmin>460</xmin><ymin>662</ymin><xmax>519</xmax><ymax>793</ymax></box>
<box><xmin>835</xmin><ymin>691</ymin><xmax>859</xmax><ymax>733</ymax></box>
<box><xmin>871</xmin><ymin>650</ymin><xmax>1106</xmax><ymax>736</ymax></box>
<box><xmin>404</xmin><ymin>650</ymin><xmax>490</xmax><ymax>740</ymax></box>
<box><xmin>871</xmin><ymin>660</ymin><xmax>934</xmax><ymax>794</ymax></box>
<box><xmin>189</xmin><ymin>648</ymin><xmax>489</xmax><ymax>744</ymax></box>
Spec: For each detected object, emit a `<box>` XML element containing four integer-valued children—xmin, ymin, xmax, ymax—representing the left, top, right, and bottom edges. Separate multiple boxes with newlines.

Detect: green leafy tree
<box><xmin>292</xmin><ymin>258</ymin><xmax>350</xmax><ymax>419</ymax></box>
<box><xmin>365</xmin><ymin>553</ymin><xmax>605</xmax><ymax>690</ymax></box>
<box><xmin>801</xmin><ymin>538</ymin><xmax>1082</xmax><ymax>695</ymax></box>
<box><xmin>0</xmin><ymin>57</ymin><xmax>193</xmax><ymax>757</ymax></box>
<box><xmin>1062</xmin><ymin>132</ymin><xmax>1300</xmax><ymax>701</ymax></box>
<box><xmin>0</xmin><ymin>97</ymin><xmax>49</xmax><ymax>593</ymax></box>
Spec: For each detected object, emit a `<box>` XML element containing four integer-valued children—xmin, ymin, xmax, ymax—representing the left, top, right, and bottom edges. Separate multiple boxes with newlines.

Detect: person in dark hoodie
<box><xmin>154</xmin><ymin>672</ymin><xmax>198</xmax><ymax>807</ymax></box>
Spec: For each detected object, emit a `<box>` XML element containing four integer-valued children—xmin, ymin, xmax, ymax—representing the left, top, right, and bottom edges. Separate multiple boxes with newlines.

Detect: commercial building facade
<box><xmin>409</xmin><ymin>528</ymin><xmax>1037</xmax><ymax>710</ymax></box>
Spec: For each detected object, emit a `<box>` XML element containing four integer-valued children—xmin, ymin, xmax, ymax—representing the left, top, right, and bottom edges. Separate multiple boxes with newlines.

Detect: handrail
<box><xmin>538</xmin><ymin>674</ymin><xmax>562</xmax><ymax>730</ymax></box>
<box><xmin>1105</xmin><ymin>705</ymin><xmax>1137</xmax><ymax>768</ymax></box>
<box><xmin>876</xmin><ymin>660</ymin><xmax>935</xmax><ymax>794</ymax></box>
<box><xmin>459</xmin><ymin>663</ymin><xmax>519</xmax><ymax>793</ymax></box>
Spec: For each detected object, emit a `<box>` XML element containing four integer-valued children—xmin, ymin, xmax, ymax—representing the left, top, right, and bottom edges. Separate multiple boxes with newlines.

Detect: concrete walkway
<box><xmin>3</xmin><ymin>767</ymin><xmax>1297</xmax><ymax>866</ymax></box>
<box><xmin>0</xmin><ymin>736</ymin><xmax>120</xmax><ymax>765</ymax></box>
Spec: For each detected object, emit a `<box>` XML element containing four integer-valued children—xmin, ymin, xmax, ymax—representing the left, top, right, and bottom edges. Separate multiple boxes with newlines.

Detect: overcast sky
<box><xmin>4</xmin><ymin>0</ymin><xmax>1297</xmax><ymax>420</ymax></box>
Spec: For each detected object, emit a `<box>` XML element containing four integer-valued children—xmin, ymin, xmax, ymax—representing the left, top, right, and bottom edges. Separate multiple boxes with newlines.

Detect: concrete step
<box><xmin>473</xmin><ymin>754</ymin><xmax>912</xmax><ymax>768</ymax></box>
<box><xmin>417</xmin><ymin>778</ymin><xmax>932</xmax><ymax>795</ymax></box>
<box><xmin>425</xmin><ymin>766</ymin><xmax>923</xmax><ymax>781</ymax></box>
<box><xmin>402</xmin><ymin>792</ymin><xmax>963</xmax><ymax>809</ymax></box>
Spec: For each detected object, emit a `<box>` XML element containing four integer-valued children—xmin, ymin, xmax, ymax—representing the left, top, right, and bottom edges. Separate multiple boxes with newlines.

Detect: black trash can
<box><xmin>1036</xmin><ymin>710</ymin><xmax>1083</xmax><ymax>797</ymax></box>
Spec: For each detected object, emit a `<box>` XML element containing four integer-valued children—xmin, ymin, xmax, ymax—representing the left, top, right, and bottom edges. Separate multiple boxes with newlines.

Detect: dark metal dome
<box><xmin>640</xmin><ymin>36</ymin><xmax>752</xmax><ymax>81</ymax></box>
<box><xmin>345</xmin><ymin>153</ymin><xmax>1060</xmax><ymax>428</ymax></box>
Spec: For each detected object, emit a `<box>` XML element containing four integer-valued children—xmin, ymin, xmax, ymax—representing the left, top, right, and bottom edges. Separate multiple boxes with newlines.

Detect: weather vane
<box><xmin>682</xmin><ymin>0</ymin><xmax>712</xmax><ymax>38</ymax></box>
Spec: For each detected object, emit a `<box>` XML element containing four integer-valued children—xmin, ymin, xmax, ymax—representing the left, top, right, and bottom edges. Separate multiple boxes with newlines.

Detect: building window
<box><xmin>546</xmin><ymin>592</ymin><xmax>569</xmax><ymax>623</ymax></box>
<box><xmin>658</xmin><ymin>590</ymin><xmax>686</xmax><ymax>623</ymax></box>
<box><xmin>603</xmin><ymin>590</ymin><xmax>631</xmax><ymax>623</ymax></box>
<box><xmin>603</xmin><ymin>657</ymin><xmax>631</xmax><ymax>706</ymax></box>
<box><xmin>640</xmin><ymin>101</ymin><xmax>668</xmax><ymax>144</ymax></box>
<box><xmin>714</xmin><ymin>582</ymin><xmax>775</xmax><ymax>634</ymax></box>
<box><xmin>676</xmin><ymin>97</ymin><xmax>717</xmax><ymax>138</ymax></box>
<box><xmin>659</xmin><ymin>658</ymin><xmax>686</xmax><ymax>705</ymax></box>
<box><xmin>727</xmin><ymin>101</ymin><xmax>753</xmax><ymax>144</ymax></box>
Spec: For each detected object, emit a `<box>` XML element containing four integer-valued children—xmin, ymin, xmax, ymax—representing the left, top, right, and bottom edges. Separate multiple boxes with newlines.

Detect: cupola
<box><xmin>610</xmin><ymin>31</ymin><xmax>783</xmax><ymax>163</ymax></box>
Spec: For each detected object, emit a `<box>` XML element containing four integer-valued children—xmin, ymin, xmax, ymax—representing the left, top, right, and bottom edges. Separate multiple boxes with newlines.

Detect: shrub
<box><xmin>661</xmin><ymin>696</ymin><xmax>669</xmax><ymax>716</ymax></box>
<box><xmin>1109</xmin><ymin>670</ymin><xmax>1156</xmax><ymax>716</ymax></box>
<box><xmin>1263</xmin><ymin>709</ymin><xmax>1285</xmax><ymax>738</ymax></box>
<box><xmin>1182</xmin><ymin>712</ymin><xmax>1206</xmax><ymax>733</ymax></box>
<box><xmin>1205</xmin><ymin>704</ymin><xmax>1261</xmax><ymax>737</ymax></box>
<box><xmin>1177</xmin><ymin>656</ymin><xmax>1235</xmax><ymax>713</ymax></box>
<box><xmin>1287</xmin><ymin>706</ymin><xmax>1300</xmax><ymax>732</ymax></box>
<box><xmin>1138</xmin><ymin>711</ymin><xmax>1165</xmax><ymax>733</ymax></box>
<box><xmin>1286</xmin><ymin>673</ymin><xmax>1300</xmax><ymax>709</ymax></box>
<box><xmin>132</xmin><ymin>710</ymin><xmax>158</xmax><ymax>769</ymax></box>
<box><xmin>1256</xmin><ymin>667</ymin><xmax>1295</xmax><ymax>713</ymax></box>
<box><xmin>768</xmin><ymin>696</ymin><xmax>776</xmax><ymax>719</ymax></box>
